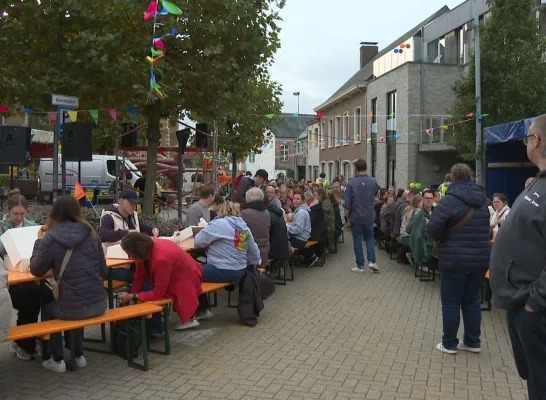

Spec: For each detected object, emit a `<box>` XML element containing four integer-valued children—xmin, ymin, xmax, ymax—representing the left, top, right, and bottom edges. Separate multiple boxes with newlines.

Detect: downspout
<box><xmin>417</xmin><ymin>27</ymin><xmax>425</xmax><ymax>183</ymax></box>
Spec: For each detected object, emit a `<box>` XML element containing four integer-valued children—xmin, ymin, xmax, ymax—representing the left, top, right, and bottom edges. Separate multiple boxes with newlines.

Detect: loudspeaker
<box><xmin>176</xmin><ymin>128</ymin><xmax>191</xmax><ymax>152</ymax></box>
<box><xmin>0</xmin><ymin>126</ymin><xmax>31</xmax><ymax>166</ymax></box>
<box><xmin>195</xmin><ymin>123</ymin><xmax>210</xmax><ymax>148</ymax></box>
<box><xmin>121</xmin><ymin>123</ymin><xmax>138</xmax><ymax>147</ymax></box>
<box><xmin>62</xmin><ymin>122</ymin><xmax>93</xmax><ymax>162</ymax></box>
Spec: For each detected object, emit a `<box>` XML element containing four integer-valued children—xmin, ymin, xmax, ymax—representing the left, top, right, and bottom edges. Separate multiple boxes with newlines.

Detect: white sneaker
<box><xmin>42</xmin><ymin>358</ymin><xmax>67</xmax><ymax>373</ymax></box>
<box><xmin>435</xmin><ymin>343</ymin><xmax>457</xmax><ymax>355</ymax></box>
<box><xmin>369</xmin><ymin>263</ymin><xmax>379</xmax><ymax>272</ymax></box>
<box><xmin>351</xmin><ymin>266</ymin><xmax>365</xmax><ymax>273</ymax></box>
<box><xmin>196</xmin><ymin>309</ymin><xmax>214</xmax><ymax>320</ymax></box>
<box><xmin>457</xmin><ymin>342</ymin><xmax>481</xmax><ymax>353</ymax></box>
<box><xmin>10</xmin><ymin>343</ymin><xmax>32</xmax><ymax>361</ymax></box>
<box><xmin>75</xmin><ymin>355</ymin><xmax>87</xmax><ymax>368</ymax></box>
<box><xmin>174</xmin><ymin>319</ymin><xmax>200</xmax><ymax>331</ymax></box>
<box><xmin>406</xmin><ymin>253</ymin><xmax>414</xmax><ymax>266</ymax></box>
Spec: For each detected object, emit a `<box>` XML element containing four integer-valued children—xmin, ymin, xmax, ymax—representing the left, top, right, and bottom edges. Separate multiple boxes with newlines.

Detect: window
<box><xmin>386</xmin><ymin>91</ymin><xmax>397</xmax><ymax>185</ymax></box>
<box><xmin>328</xmin><ymin>119</ymin><xmax>333</xmax><ymax>147</ymax></box>
<box><xmin>335</xmin><ymin>117</ymin><xmax>341</xmax><ymax>146</ymax></box>
<box><xmin>280</xmin><ymin>144</ymin><xmax>289</xmax><ymax>161</ymax></box>
<box><xmin>328</xmin><ymin>163</ymin><xmax>333</xmax><ymax>182</ymax></box>
<box><xmin>249</xmin><ymin>152</ymin><xmax>255</xmax><ymax>163</ymax></box>
<box><xmin>342</xmin><ymin>113</ymin><xmax>349</xmax><ymax>145</ymax></box>
<box><xmin>314</xmin><ymin>128</ymin><xmax>319</xmax><ymax>147</ymax></box>
<box><xmin>354</xmin><ymin>107</ymin><xmax>362</xmax><ymax>143</ymax></box>
<box><xmin>371</xmin><ymin>99</ymin><xmax>377</xmax><ymax>124</ymax></box>
<box><xmin>387</xmin><ymin>91</ymin><xmax>397</xmax><ymax>126</ymax></box>
<box><xmin>320</xmin><ymin>122</ymin><xmax>325</xmax><ymax>149</ymax></box>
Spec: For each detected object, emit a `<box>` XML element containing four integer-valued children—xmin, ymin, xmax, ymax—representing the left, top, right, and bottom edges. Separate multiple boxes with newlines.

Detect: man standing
<box><xmin>315</xmin><ymin>172</ymin><xmax>328</xmax><ymax>189</ymax></box>
<box><xmin>235</xmin><ymin>169</ymin><xmax>268</xmax><ymax>204</ymax></box>
<box><xmin>490</xmin><ymin>115</ymin><xmax>546</xmax><ymax>400</ymax></box>
<box><xmin>186</xmin><ymin>185</ymin><xmax>215</xmax><ymax>227</ymax></box>
<box><xmin>437</xmin><ymin>173</ymin><xmax>452</xmax><ymax>197</ymax></box>
<box><xmin>344</xmin><ymin>159</ymin><xmax>379</xmax><ymax>272</ymax></box>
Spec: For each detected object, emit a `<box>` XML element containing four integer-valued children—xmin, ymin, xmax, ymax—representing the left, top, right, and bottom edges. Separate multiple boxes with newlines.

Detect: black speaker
<box><xmin>121</xmin><ymin>123</ymin><xmax>138</xmax><ymax>147</ymax></box>
<box><xmin>176</xmin><ymin>128</ymin><xmax>191</xmax><ymax>152</ymax></box>
<box><xmin>0</xmin><ymin>126</ymin><xmax>31</xmax><ymax>166</ymax></box>
<box><xmin>62</xmin><ymin>122</ymin><xmax>93</xmax><ymax>162</ymax></box>
<box><xmin>195</xmin><ymin>123</ymin><xmax>210</xmax><ymax>148</ymax></box>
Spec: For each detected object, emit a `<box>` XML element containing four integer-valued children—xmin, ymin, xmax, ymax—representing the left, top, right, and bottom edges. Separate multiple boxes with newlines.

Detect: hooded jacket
<box><xmin>0</xmin><ymin>215</ymin><xmax>37</xmax><ymax>254</ymax></box>
<box><xmin>266</xmin><ymin>203</ymin><xmax>290</xmax><ymax>261</ymax></box>
<box><xmin>98</xmin><ymin>204</ymin><xmax>153</xmax><ymax>249</ymax></box>
<box><xmin>490</xmin><ymin>172</ymin><xmax>546</xmax><ymax>311</ymax></box>
<box><xmin>240</xmin><ymin>201</ymin><xmax>271</xmax><ymax>267</ymax></box>
<box><xmin>426</xmin><ymin>180</ymin><xmax>490</xmax><ymax>271</ymax></box>
<box><xmin>30</xmin><ymin>222</ymin><xmax>107</xmax><ymax>310</ymax></box>
<box><xmin>308</xmin><ymin>199</ymin><xmax>327</xmax><ymax>243</ymax></box>
<box><xmin>194</xmin><ymin>216</ymin><xmax>262</xmax><ymax>270</ymax></box>
<box><xmin>287</xmin><ymin>203</ymin><xmax>311</xmax><ymax>242</ymax></box>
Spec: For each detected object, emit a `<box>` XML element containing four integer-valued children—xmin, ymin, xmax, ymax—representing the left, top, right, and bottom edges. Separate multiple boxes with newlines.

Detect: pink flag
<box><xmin>47</xmin><ymin>111</ymin><xmax>57</xmax><ymax>123</ymax></box>
<box><xmin>0</xmin><ymin>105</ymin><xmax>8</xmax><ymax>113</ymax></box>
<box><xmin>108</xmin><ymin>108</ymin><xmax>117</xmax><ymax>121</ymax></box>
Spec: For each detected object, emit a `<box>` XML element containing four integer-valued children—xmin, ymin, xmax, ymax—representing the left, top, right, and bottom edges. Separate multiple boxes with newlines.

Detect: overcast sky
<box><xmin>271</xmin><ymin>0</ymin><xmax>464</xmax><ymax>114</ymax></box>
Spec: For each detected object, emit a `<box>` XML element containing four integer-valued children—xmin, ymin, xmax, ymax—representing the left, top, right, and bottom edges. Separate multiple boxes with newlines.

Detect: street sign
<box><xmin>51</xmin><ymin>94</ymin><xmax>79</xmax><ymax>108</ymax></box>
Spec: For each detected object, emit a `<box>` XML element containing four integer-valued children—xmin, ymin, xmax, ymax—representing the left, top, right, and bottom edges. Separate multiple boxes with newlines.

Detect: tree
<box><xmin>448</xmin><ymin>0</ymin><xmax>546</xmax><ymax>161</ymax></box>
<box><xmin>0</xmin><ymin>0</ymin><xmax>284</xmax><ymax>213</ymax></box>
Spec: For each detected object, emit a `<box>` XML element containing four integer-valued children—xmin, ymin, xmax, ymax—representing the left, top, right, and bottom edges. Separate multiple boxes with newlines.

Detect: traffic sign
<box><xmin>51</xmin><ymin>94</ymin><xmax>79</xmax><ymax>108</ymax></box>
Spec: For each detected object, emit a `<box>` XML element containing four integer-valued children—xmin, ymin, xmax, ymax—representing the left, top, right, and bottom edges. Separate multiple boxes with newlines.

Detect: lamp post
<box><xmin>293</xmin><ymin>92</ymin><xmax>300</xmax><ymax>115</ymax></box>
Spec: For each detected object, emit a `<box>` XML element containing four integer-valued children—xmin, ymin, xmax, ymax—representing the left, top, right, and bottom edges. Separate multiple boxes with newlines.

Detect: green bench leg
<box><xmin>127</xmin><ymin>316</ymin><xmax>149</xmax><ymax>371</ymax></box>
<box><xmin>149</xmin><ymin>305</ymin><xmax>171</xmax><ymax>356</ymax></box>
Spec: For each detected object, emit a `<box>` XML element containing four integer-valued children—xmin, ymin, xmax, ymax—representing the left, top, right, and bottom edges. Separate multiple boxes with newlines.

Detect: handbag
<box><xmin>432</xmin><ymin>208</ymin><xmax>476</xmax><ymax>258</ymax></box>
<box><xmin>45</xmin><ymin>248</ymin><xmax>73</xmax><ymax>301</ymax></box>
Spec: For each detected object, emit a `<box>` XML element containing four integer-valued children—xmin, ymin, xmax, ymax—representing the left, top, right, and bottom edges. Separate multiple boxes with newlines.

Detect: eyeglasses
<box><xmin>523</xmin><ymin>133</ymin><xmax>536</xmax><ymax>146</ymax></box>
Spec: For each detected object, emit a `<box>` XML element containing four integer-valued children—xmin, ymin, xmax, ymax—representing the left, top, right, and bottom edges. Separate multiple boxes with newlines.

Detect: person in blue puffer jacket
<box><xmin>426</xmin><ymin>163</ymin><xmax>491</xmax><ymax>355</ymax></box>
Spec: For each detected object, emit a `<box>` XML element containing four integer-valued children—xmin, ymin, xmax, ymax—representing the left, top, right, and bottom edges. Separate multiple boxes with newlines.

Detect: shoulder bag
<box><xmin>45</xmin><ymin>249</ymin><xmax>73</xmax><ymax>301</ymax></box>
<box><xmin>432</xmin><ymin>208</ymin><xmax>476</xmax><ymax>258</ymax></box>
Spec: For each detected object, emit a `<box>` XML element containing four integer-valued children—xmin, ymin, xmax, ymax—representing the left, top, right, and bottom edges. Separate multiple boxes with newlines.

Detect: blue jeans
<box><xmin>440</xmin><ymin>269</ymin><xmax>485</xmax><ymax>350</ymax></box>
<box><xmin>507</xmin><ymin>308</ymin><xmax>546</xmax><ymax>400</ymax></box>
<box><xmin>41</xmin><ymin>299</ymin><xmax>107</xmax><ymax>361</ymax></box>
<box><xmin>110</xmin><ymin>265</ymin><xmax>135</xmax><ymax>283</ymax></box>
<box><xmin>397</xmin><ymin>235</ymin><xmax>409</xmax><ymax>247</ymax></box>
<box><xmin>141</xmin><ymin>281</ymin><xmax>164</xmax><ymax>334</ymax></box>
<box><xmin>198</xmin><ymin>264</ymin><xmax>246</xmax><ymax>311</ymax></box>
<box><xmin>351</xmin><ymin>224</ymin><xmax>376</xmax><ymax>267</ymax></box>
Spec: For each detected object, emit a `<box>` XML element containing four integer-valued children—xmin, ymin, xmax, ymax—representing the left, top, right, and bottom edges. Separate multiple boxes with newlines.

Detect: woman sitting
<box><xmin>0</xmin><ymin>189</ymin><xmax>45</xmax><ymax>361</ymax></box>
<box><xmin>117</xmin><ymin>233</ymin><xmax>203</xmax><ymax>331</ymax></box>
<box><xmin>397</xmin><ymin>194</ymin><xmax>422</xmax><ymax>248</ymax></box>
<box><xmin>30</xmin><ymin>196</ymin><xmax>107</xmax><ymax>373</ymax></box>
<box><xmin>489</xmin><ymin>192</ymin><xmax>510</xmax><ymax>238</ymax></box>
<box><xmin>194</xmin><ymin>201</ymin><xmax>261</xmax><ymax>317</ymax></box>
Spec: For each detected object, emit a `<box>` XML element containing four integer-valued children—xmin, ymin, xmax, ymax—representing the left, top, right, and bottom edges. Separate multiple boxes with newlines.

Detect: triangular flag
<box><xmin>47</xmin><ymin>112</ymin><xmax>57</xmax><ymax>123</ymax></box>
<box><xmin>128</xmin><ymin>105</ymin><xmax>137</xmax><ymax>119</ymax></box>
<box><xmin>0</xmin><ymin>105</ymin><xmax>8</xmax><ymax>113</ymax></box>
<box><xmin>425</xmin><ymin>129</ymin><xmax>431</xmax><ymax>136</ymax></box>
<box><xmin>160</xmin><ymin>0</ymin><xmax>183</xmax><ymax>15</ymax></box>
<box><xmin>442</xmin><ymin>125</ymin><xmax>448</xmax><ymax>130</ymax></box>
<box><xmin>465</xmin><ymin>113</ymin><xmax>475</xmax><ymax>117</ymax></box>
<box><xmin>74</xmin><ymin>181</ymin><xmax>86</xmax><ymax>201</ymax></box>
<box><xmin>108</xmin><ymin>108</ymin><xmax>117</xmax><ymax>121</ymax></box>
<box><xmin>264</xmin><ymin>114</ymin><xmax>274</xmax><ymax>119</ymax></box>
<box><xmin>379</xmin><ymin>136</ymin><xmax>386</xmax><ymax>143</ymax></box>
<box><xmin>409</xmin><ymin>131</ymin><xmax>415</xmax><ymax>135</ymax></box>
<box><xmin>67</xmin><ymin>111</ymin><xmax>78</xmax><ymax>122</ymax></box>
<box><xmin>151</xmin><ymin>47</ymin><xmax>164</xmax><ymax>57</ymax></box>
<box><xmin>24</xmin><ymin>108</ymin><xmax>33</xmax><ymax>114</ymax></box>
<box><xmin>367</xmin><ymin>111</ymin><xmax>373</xmax><ymax>117</ymax></box>
<box><xmin>89</xmin><ymin>110</ymin><xmax>99</xmax><ymax>124</ymax></box>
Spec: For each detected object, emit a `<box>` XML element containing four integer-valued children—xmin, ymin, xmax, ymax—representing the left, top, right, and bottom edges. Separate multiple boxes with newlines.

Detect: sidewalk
<box><xmin>0</xmin><ymin>235</ymin><xmax>527</xmax><ymax>400</ymax></box>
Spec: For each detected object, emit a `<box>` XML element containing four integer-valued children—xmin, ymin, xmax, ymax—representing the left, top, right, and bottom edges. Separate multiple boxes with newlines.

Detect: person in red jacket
<box><xmin>117</xmin><ymin>233</ymin><xmax>203</xmax><ymax>331</ymax></box>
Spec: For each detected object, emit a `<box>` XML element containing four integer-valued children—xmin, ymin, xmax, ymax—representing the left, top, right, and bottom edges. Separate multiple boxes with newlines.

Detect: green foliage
<box><xmin>449</xmin><ymin>0</ymin><xmax>546</xmax><ymax>160</ymax></box>
<box><xmin>1</xmin><ymin>0</ymin><xmax>284</xmax><ymax>213</ymax></box>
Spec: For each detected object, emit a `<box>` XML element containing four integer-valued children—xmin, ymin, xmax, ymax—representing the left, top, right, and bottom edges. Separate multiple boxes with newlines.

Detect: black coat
<box><xmin>331</xmin><ymin>197</ymin><xmax>343</xmax><ymax>240</ymax></box>
<box><xmin>237</xmin><ymin>266</ymin><xmax>275</xmax><ymax>327</ymax></box>
<box><xmin>426</xmin><ymin>180</ymin><xmax>491</xmax><ymax>271</ymax></box>
<box><xmin>266</xmin><ymin>203</ymin><xmax>290</xmax><ymax>261</ymax></box>
<box><xmin>309</xmin><ymin>201</ymin><xmax>327</xmax><ymax>244</ymax></box>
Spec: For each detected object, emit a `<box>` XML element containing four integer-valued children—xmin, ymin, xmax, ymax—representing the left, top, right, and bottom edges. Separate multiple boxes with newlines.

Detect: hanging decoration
<box><xmin>393</xmin><ymin>43</ymin><xmax>411</xmax><ymax>54</ymax></box>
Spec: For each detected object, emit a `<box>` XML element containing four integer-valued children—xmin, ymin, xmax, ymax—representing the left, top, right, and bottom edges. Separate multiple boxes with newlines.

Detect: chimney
<box><xmin>360</xmin><ymin>42</ymin><xmax>378</xmax><ymax>69</ymax></box>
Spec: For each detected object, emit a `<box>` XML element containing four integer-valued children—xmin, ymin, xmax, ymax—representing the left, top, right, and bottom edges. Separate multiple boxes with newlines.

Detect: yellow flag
<box><xmin>67</xmin><ymin>111</ymin><xmax>78</xmax><ymax>122</ymax></box>
<box><xmin>442</xmin><ymin>125</ymin><xmax>448</xmax><ymax>130</ymax></box>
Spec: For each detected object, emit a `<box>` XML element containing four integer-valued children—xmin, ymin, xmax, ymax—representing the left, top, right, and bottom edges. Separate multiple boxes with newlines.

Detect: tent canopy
<box><xmin>484</xmin><ymin>117</ymin><xmax>535</xmax><ymax>144</ymax></box>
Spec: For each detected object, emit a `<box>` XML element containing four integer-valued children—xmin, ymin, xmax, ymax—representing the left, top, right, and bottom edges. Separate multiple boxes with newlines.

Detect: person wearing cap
<box><xmin>235</xmin><ymin>169</ymin><xmax>268</xmax><ymax>204</ymax></box>
<box><xmin>98</xmin><ymin>189</ymin><xmax>159</xmax><ymax>282</ymax></box>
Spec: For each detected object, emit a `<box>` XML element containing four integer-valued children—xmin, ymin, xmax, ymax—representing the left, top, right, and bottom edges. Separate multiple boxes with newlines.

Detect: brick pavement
<box><xmin>0</xmin><ymin>235</ymin><xmax>527</xmax><ymax>400</ymax></box>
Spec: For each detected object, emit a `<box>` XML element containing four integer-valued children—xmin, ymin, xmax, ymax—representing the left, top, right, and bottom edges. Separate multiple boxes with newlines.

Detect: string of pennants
<box><xmin>263</xmin><ymin>111</ymin><xmax>488</xmax><ymax>120</ymax></box>
<box><xmin>0</xmin><ymin>105</ymin><xmax>139</xmax><ymax>124</ymax></box>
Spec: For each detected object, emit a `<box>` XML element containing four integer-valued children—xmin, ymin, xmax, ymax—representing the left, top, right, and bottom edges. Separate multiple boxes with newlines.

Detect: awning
<box><xmin>484</xmin><ymin>117</ymin><xmax>536</xmax><ymax>144</ymax></box>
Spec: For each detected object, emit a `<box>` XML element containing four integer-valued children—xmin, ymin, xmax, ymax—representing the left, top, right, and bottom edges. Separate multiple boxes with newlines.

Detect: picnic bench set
<box><xmin>3</xmin><ymin>236</ymin><xmax>332</xmax><ymax>372</ymax></box>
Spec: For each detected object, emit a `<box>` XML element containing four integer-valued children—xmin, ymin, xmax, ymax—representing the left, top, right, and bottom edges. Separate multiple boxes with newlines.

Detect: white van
<box><xmin>37</xmin><ymin>155</ymin><xmax>141</xmax><ymax>203</ymax></box>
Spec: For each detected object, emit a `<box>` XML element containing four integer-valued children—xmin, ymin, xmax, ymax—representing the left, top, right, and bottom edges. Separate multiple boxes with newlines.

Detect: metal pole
<box><xmin>177</xmin><ymin>144</ymin><xmax>183</xmax><ymax>220</ymax></box>
<box><xmin>297</xmin><ymin>95</ymin><xmax>300</xmax><ymax>115</ymax></box>
<box><xmin>53</xmin><ymin>106</ymin><xmax>61</xmax><ymax>201</ymax></box>
<box><xmin>212</xmin><ymin>119</ymin><xmax>219</xmax><ymax>190</ymax></box>
<box><xmin>474</xmin><ymin>0</ymin><xmax>483</xmax><ymax>185</ymax></box>
<box><xmin>61</xmin><ymin>111</ymin><xmax>67</xmax><ymax>195</ymax></box>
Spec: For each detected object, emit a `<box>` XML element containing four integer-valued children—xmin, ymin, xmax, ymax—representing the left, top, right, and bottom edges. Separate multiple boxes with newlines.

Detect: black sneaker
<box><xmin>306</xmin><ymin>256</ymin><xmax>319</xmax><ymax>268</ymax></box>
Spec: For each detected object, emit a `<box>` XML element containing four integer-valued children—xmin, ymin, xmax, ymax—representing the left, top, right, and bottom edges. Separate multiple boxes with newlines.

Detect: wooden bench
<box><xmin>264</xmin><ymin>258</ymin><xmax>293</xmax><ymax>285</ymax></box>
<box><xmin>4</xmin><ymin>303</ymin><xmax>162</xmax><ymax>371</ymax></box>
<box><xmin>292</xmin><ymin>240</ymin><xmax>325</xmax><ymax>267</ymax></box>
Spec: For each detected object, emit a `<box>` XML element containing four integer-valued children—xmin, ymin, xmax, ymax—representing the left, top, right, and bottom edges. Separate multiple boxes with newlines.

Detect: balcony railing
<box><xmin>420</xmin><ymin>127</ymin><xmax>453</xmax><ymax>145</ymax></box>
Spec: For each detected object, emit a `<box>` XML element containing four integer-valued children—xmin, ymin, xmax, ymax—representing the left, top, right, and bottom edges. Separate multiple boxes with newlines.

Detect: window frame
<box><xmin>328</xmin><ymin>119</ymin><xmax>334</xmax><ymax>148</ymax></box>
<box><xmin>280</xmin><ymin>143</ymin><xmax>289</xmax><ymax>161</ymax></box>
<box><xmin>354</xmin><ymin>107</ymin><xmax>362</xmax><ymax>144</ymax></box>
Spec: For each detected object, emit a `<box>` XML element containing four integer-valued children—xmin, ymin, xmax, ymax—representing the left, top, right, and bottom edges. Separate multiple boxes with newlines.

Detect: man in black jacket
<box><xmin>490</xmin><ymin>115</ymin><xmax>546</xmax><ymax>400</ymax></box>
<box><xmin>235</xmin><ymin>169</ymin><xmax>268</xmax><ymax>204</ymax></box>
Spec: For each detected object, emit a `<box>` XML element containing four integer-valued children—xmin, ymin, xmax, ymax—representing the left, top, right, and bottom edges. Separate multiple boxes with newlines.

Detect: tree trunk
<box><xmin>144</xmin><ymin>102</ymin><xmax>161</xmax><ymax>215</ymax></box>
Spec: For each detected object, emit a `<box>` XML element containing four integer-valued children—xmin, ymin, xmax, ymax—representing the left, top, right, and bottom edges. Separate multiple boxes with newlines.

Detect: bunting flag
<box><xmin>47</xmin><ymin>111</ymin><xmax>57</xmax><ymax>123</ymax></box>
<box><xmin>128</xmin><ymin>105</ymin><xmax>137</xmax><ymax>119</ymax></box>
<box><xmin>425</xmin><ymin>129</ymin><xmax>431</xmax><ymax>136</ymax></box>
<box><xmin>108</xmin><ymin>108</ymin><xmax>117</xmax><ymax>121</ymax></box>
<box><xmin>0</xmin><ymin>105</ymin><xmax>8</xmax><ymax>113</ymax></box>
<box><xmin>442</xmin><ymin>125</ymin><xmax>449</xmax><ymax>130</ymax></box>
<box><xmin>89</xmin><ymin>109</ymin><xmax>99</xmax><ymax>124</ymax></box>
<box><xmin>74</xmin><ymin>181</ymin><xmax>86</xmax><ymax>201</ymax></box>
<box><xmin>67</xmin><ymin>111</ymin><xmax>78</xmax><ymax>122</ymax></box>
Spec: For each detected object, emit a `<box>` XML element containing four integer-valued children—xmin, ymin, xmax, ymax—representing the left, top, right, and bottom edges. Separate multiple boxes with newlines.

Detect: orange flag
<box><xmin>74</xmin><ymin>181</ymin><xmax>86</xmax><ymax>201</ymax></box>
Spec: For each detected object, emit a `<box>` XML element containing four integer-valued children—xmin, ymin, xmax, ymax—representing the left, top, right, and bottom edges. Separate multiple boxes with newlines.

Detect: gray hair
<box><xmin>451</xmin><ymin>163</ymin><xmax>473</xmax><ymax>181</ymax></box>
<box><xmin>304</xmin><ymin>191</ymin><xmax>314</xmax><ymax>201</ymax></box>
<box><xmin>245</xmin><ymin>187</ymin><xmax>264</xmax><ymax>203</ymax></box>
